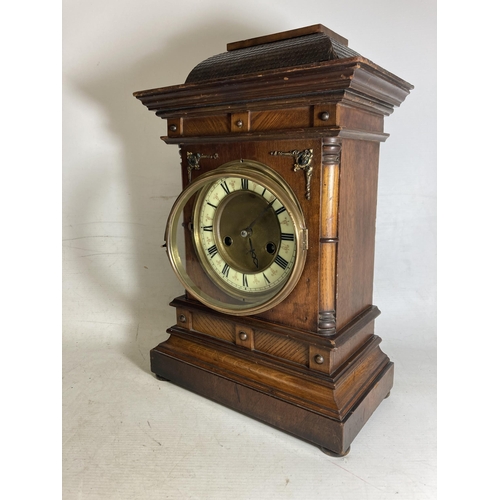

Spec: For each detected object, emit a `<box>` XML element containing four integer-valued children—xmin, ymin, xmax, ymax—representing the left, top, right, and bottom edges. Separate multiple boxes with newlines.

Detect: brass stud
<box><xmin>169</xmin><ymin>124</ymin><xmax>178</xmax><ymax>132</ymax></box>
<box><xmin>319</xmin><ymin>111</ymin><xmax>330</xmax><ymax>121</ymax></box>
<box><xmin>239</xmin><ymin>331</ymin><xmax>248</xmax><ymax>341</ymax></box>
<box><xmin>235</xmin><ymin>119</ymin><xmax>243</xmax><ymax>128</ymax></box>
<box><xmin>179</xmin><ymin>314</ymin><xmax>186</xmax><ymax>323</ymax></box>
<box><xmin>314</xmin><ymin>354</ymin><xmax>324</xmax><ymax>365</ymax></box>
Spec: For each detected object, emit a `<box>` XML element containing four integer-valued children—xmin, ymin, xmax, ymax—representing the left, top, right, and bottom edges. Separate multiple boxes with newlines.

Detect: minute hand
<box><xmin>245</xmin><ymin>197</ymin><xmax>277</xmax><ymax>231</ymax></box>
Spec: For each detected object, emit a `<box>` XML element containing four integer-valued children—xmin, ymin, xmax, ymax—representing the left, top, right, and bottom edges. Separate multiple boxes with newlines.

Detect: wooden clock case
<box><xmin>134</xmin><ymin>25</ymin><xmax>413</xmax><ymax>456</ymax></box>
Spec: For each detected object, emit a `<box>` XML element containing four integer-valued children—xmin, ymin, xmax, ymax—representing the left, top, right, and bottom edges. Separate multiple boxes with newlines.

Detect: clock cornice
<box><xmin>134</xmin><ymin>57</ymin><xmax>413</xmax><ymax>120</ymax></box>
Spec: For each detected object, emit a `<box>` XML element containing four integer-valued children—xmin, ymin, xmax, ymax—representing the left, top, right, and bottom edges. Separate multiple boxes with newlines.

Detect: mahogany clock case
<box><xmin>134</xmin><ymin>25</ymin><xmax>413</xmax><ymax>456</ymax></box>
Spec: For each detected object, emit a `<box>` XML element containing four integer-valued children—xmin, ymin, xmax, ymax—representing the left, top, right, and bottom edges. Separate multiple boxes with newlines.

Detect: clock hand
<box><xmin>248</xmin><ymin>237</ymin><xmax>259</xmax><ymax>269</ymax></box>
<box><xmin>245</xmin><ymin>197</ymin><xmax>277</xmax><ymax>231</ymax></box>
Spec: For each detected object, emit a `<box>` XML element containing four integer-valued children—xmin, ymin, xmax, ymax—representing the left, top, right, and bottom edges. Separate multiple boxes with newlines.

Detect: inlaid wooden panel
<box><xmin>187</xmin><ymin>306</ymin><xmax>313</xmax><ymax>366</ymax></box>
<box><xmin>192</xmin><ymin>312</ymin><xmax>234</xmax><ymax>343</ymax></box>
<box><xmin>182</xmin><ymin>114</ymin><xmax>230</xmax><ymax>136</ymax></box>
<box><xmin>251</xmin><ymin>107</ymin><xmax>311</xmax><ymax>131</ymax></box>
<box><xmin>254</xmin><ymin>330</ymin><xmax>309</xmax><ymax>366</ymax></box>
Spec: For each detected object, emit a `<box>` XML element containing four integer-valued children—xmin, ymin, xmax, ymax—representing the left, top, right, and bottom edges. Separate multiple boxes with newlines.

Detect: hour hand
<box><xmin>248</xmin><ymin>237</ymin><xmax>259</xmax><ymax>269</ymax></box>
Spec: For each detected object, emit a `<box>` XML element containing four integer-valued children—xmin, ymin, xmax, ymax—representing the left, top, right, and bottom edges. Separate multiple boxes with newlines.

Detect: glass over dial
<box><xmin>165</xmin><ymin>160</ymin><xmax>307</xmax><ymax>316</ymax></box>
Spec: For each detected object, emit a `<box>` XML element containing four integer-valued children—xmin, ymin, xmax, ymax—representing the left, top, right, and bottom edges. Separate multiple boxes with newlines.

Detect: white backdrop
<box><xmin>62</xmin><ymin>1</ymin><xmax>436</xmax><ymax>498</ymax></box>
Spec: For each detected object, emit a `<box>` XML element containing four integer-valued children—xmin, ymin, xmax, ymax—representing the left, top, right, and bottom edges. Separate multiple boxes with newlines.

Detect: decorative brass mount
<box><xmin>270</xmin><ymin>149</ymin><xmax>314</xmax><ymax>200</ymax></box>
<box><xmin>186</xmin><ymin>152</ymin><xmax>219</xmax><ymax>183</ymax></box>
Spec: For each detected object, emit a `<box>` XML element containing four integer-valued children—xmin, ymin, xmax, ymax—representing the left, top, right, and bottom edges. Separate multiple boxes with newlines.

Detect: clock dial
<box><xmin>196</xmin><ymin>176</ymin><xmax>297</xmax><ymax>296</ymax></box>
<box><xmin>165</xmin><ymin>160</ymin><xmax>307</xmax><ymax>315</ymax></box>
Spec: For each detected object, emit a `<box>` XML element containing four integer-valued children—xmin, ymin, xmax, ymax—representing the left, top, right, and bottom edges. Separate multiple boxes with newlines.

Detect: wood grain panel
<box><xmin>335</xmin><ymin>139</ymin><xmax>380</xmax><ymax>330</ymax></box>
<box><xmin>251</xmin><ymin>107</ymin><xmax>311</xmax><ymax>131</ymax></box>
<box><xmin>192</xmin><ymin>313</ymin><xmax>234</xmax><ymax>343</ymax></box>
<box><xmin>333</xmin><ymin>338</ymin><xmax>389</xmax><ymax>415</ymax></box>
<box><xmin>183</xmin><ymin>114</ymin><xmax>230</xmax><ymax>136</ymax></box>
<box><xmin>331</xmin><ymin>321</ymin><xmax>374</xmax><ymax>369</ymax></box>
<box><xmin>337</xmin><ymin>104</ymin><xmax>384</xmax><ymax>132</ymax></box>
<box><xmin>254</xmin><ymin>330</ymin><xmax>308</xmax><ymax>366</ymax></box>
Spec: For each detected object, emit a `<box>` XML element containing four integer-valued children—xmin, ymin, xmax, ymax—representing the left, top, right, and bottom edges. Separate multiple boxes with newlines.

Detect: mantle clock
<box><xmin>134</xmin><ymin>25</ymin><xmax>413</xmax><ymax>456</ymax></box>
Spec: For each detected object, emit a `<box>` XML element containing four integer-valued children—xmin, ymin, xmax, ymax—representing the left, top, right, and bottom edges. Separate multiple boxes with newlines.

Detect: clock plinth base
<box><xmin>150</xmin><ymin>328</ymin><xmax>393</xmax><ymax>456</ymax></box>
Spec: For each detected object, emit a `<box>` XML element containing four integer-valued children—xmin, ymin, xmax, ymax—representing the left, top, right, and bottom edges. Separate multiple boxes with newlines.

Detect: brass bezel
<box><xmin>165</xmin><ymin>160</ymin><xmax>307</xmax><ymax>316</ymax></box>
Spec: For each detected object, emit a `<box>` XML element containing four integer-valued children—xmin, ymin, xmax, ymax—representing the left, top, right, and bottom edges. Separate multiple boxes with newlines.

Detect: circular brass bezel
<box><xmin>165</xmin><ymin>159</ymin><xmax>307</xmax><ymax>316</ymax></box>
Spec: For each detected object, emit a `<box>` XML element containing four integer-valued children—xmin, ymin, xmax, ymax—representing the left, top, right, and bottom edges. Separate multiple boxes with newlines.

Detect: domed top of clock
<box><xmin>185</xmin><ymin>24</ymin><xmax>360</xmax><ymax>83</ymax></box>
